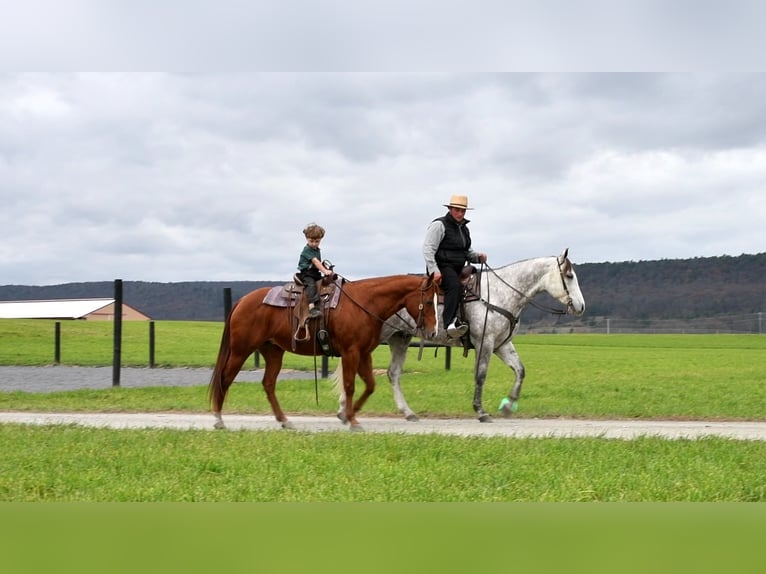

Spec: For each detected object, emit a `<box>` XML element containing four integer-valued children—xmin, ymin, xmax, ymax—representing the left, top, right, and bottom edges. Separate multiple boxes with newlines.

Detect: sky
<box><xmin>1</xmin><ymin>73</ymin><xmax>765</xmax><ymax>285</ymax></box>
<box><xmin>2</xmin><ymin>3</ymin><xmax>766</xmax><ymax>288</ymax></box>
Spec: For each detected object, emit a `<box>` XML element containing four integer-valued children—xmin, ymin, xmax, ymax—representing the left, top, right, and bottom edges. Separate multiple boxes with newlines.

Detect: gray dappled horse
<box><xmin>335</xmin><ymin>249</ymin><xmax>585</xmax><ymax>422</ymax></box>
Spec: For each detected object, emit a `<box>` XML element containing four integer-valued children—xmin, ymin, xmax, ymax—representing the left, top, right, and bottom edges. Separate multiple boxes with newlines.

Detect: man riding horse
<box><xmin>423</xmin><ymin>194</ymin><xmax>488</xmax><ymax>338</ymax></box>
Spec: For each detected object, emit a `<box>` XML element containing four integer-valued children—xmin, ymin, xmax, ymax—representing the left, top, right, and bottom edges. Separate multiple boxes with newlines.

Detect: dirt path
<box><xmin>2</xmin><ymin>411</ymin><xmax>766</xmax><ymax>440</ymax></box>
<box><xmin>3</xmin><ymin>366</ymin><xmax>766</xmax><ymax>440</ymax></box>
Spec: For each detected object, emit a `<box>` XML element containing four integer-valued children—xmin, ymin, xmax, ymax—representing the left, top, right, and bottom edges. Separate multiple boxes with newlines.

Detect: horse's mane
<box><xmin>489</xmin><ymin>255</ymin><xmax>557</xmax><ymax>273</ymax></box>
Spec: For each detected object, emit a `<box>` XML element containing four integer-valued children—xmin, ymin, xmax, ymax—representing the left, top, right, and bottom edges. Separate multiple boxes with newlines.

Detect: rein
<box><xmin>468</xmin><ymin>257</ymin><xmax>574</xmax><ymax>353</ymax></box>
<box><xmin>334</xmin><ymin>274</ymin><xmax>433</xmax><ymax>341</ymax></box>
<box><xmin>480</xmin><ymin>259</ymin><xmax>572</xmax><ymax>316</ymax></box>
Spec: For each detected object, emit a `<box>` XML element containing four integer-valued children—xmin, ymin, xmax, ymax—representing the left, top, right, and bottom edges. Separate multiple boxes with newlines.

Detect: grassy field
<box><xmin>2</xmin><ymin>319</ymin><xmax>765</xmax><ymax>420</ymax></box>
<box><xmin>2</xmin><ymin>424</ymin><xmax>765</xmax><ymax>502</ymax></box>
<box><xmin>2</xmin><ymin>320</ymin><xmax>766</xmax><ymax>503</ymax></box>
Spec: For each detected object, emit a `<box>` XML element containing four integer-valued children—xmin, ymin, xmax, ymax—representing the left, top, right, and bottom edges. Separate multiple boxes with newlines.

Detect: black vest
<box><xmin>435</xmin><ymin>213</ymin><xmax>472</xmax><ymax>267</ymax></box>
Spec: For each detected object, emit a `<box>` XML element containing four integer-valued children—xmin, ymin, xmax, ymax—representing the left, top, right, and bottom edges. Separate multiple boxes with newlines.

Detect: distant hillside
<box><xmin>520</xmin><ymin>252</ymin><xmax>766</xmax><ymax>328</ymax></box>
<box><xmin>1</xmin><ymin>253</ymin><xmax>765</xmax><ymax>323</ymax></box>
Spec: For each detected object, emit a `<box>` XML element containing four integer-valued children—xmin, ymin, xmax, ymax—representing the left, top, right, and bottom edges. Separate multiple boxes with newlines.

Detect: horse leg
<box><xmin>386</xmin><ymin>332</ymin><xmax>418</xmax><ymax>421</ymax></box>
<box><xmin>335</xmin><ymin>363</ymin><xmax>348</xmax><ymax>423</ymax></box>
<box><xmin>472</xmin><ymin>344</ymin><xmax>495</xmax><ymax>423</ymax></box>
<box><xmin>494</xmin><ymin>341</ymin><xmax>526</xmax><ymax>417</ymax></box>
<box><xmin>339</xmin><ymin>351</ymin><xmax>361</xmax><ymax>430</ymax></box>
<box><xmin>212</xmin><ymin>351</ymin><xmax>250</xmax><ymax>430</ymax></box>
<box><xmin>349</xmin><ymin>352</ymin><xmax>377</xmax><ymax>431</ymax></box>
<box><xmin>259</xmin><ymin>344</ymin><xmax>294</xmax><ymax>430</ymax></box>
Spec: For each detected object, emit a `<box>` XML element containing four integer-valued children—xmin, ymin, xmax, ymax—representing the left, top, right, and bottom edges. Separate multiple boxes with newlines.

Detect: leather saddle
<box><xmin>436</xmin><ymin>265</ymin><xmax>482</xmax><ymax>307</ymax></box>
<box><xmin>263</xmin><ymin>274</ymin><xmax>343</xmax><ymax>351</ymax></box>
<box><xmin>439</xmin><ymin>266</ymin><xmax>482</xmax><ymax>351</ymax></box>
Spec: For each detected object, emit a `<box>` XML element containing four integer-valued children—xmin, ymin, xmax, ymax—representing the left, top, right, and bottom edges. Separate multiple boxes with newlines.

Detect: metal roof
<box><xmin>0</xmin><ymin>298</ymin><xmax>115</xmax><ymax>319</ymax></box>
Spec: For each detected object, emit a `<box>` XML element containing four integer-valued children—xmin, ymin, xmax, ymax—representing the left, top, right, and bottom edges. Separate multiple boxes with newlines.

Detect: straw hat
<box><xmin>443</xmin><ymin>194</ymin><xmax>472</xmax><ymax>210</ymax></box>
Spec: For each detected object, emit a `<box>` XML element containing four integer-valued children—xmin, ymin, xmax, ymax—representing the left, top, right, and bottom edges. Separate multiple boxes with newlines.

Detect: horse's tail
<box><xmin>208</xmin><ymin>309</ymin><xmax>234</xmax><ymax>411</ymax></box>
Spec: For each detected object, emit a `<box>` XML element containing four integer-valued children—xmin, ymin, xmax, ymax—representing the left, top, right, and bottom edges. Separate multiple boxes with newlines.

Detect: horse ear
<box><xmin>559</xmin><ymin>248</ymin><xmax>569</xmax><ymax>262</ymax></box>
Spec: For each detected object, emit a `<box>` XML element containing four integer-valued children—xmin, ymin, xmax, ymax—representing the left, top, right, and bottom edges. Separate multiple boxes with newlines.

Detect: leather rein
<box><xmin>334</xmin><ymin>274</ymin><xmax>434</xmax><ymax>338</ymax></box>
<box><xmin>480</xmin><ymin>257</ymin><xmax>575</xmax><ymax>317</ymax></box>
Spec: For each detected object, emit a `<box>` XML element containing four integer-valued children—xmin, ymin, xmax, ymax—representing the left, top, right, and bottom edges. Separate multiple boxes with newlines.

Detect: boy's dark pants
<box><xmin>298</xmin><ymin>270</ymin><xmax>322</xmax><ymax>305</ymax></box>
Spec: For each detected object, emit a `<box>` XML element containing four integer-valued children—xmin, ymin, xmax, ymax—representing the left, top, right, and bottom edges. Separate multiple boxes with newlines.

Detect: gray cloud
<box><xmin>1</xmin><ymin>73</ymin><xmax>765</xmax><ymax>285</ymax></box>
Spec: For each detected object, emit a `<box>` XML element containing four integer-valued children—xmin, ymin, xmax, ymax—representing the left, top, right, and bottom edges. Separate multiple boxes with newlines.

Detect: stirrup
<box><xmin>446</xmin><ymin>322</ymin><xmax>468</xmax><ymax>338</ymax></box>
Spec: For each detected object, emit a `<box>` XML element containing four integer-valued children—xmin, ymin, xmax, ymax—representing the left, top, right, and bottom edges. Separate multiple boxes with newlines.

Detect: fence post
<box><xmin>223</xmin><ymin>287</ymin><xmax>232</xmax><ymax>320</ymax></box>
<box><xmin>54</xmin><ymin>322</ymin><xmax>61</xmax><ymax>365</ymax></box>
<box><xmin>112</xmin><ymin>279</ymin><xmax>123</xmax><ymax>387</ymax></box>
<box><xmin>149</xmin><ymin>321</ymin><xmax>155</xmax><ymax>368</ymax></box>
<box><xmin>445</xmin><ymin>346</ymin><xmax>451</xmax><ymax>370</ymax></box>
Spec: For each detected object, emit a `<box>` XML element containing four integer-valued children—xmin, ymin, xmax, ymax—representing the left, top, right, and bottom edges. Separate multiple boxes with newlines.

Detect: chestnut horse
<box><xmin>208</xmin><ymin>273</ymin><xmax>439</xmax><ymax>431</ymax></box>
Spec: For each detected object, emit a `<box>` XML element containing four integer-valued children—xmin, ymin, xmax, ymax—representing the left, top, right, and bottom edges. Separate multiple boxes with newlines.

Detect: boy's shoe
<box><xmin>309</xmin><ymin>306</ymin><xmax>322</xmax><ymax>319</ymax></box>
<box><xmin>446</xmin><ymin>319</ymin><xmax>468</xmax><ymax>338</ymax></box>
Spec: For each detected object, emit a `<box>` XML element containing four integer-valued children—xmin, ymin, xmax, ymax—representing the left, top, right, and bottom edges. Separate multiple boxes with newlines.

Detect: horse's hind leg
<box><xmin>210</xmin><ymin>340</ymin><xmax>254</xmax><ymax>429</ymax></box>
<box><xmin>386</xmin><ymin>332</ymin><xmax>418</xmax><ymax>421</ymax></box>
<box><xmin>472</xmin><ymin>344</ymin><xmax>495</xmax><ymax>423</ymax></box>
<box><xmin>212</xmin><ymin>352</ymin><xmax>250</xmax><ymax>430</ymax></box>
<box><xmin>259</xmin><ymin>344</ymin><xmax>294</xmax><ymax>430</ymax></box>
<box><xmin>494</xmin><ymin>341</ymin><xmax>525</xmax><ymax>418</ymax></box>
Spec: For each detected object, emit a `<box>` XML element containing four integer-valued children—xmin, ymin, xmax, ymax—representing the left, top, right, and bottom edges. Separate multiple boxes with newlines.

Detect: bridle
<box><xmin>482</xmin><ymin>256</ymin><xmax>576</xmax><ymax>317</ymax></box>
<box><xmin>555</xmin><ymin>257</ymin><xmax>577</xmax><ymax>315</ymax></box>
<box><xmin>335</xmin><ymin>274</ymin><xmax>436</xmax><ymax>336</ymax></box>
<box><xmin>469</xmin><ymin>256</ymin><xmax>576</xmax><ymax>355</ymax></box>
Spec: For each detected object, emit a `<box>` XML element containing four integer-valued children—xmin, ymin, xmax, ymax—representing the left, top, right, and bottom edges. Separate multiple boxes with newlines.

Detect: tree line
<box><xmin>1</xmin><ymin>252</ymin><xmax>764</xmax><ymax>325</ymax></box>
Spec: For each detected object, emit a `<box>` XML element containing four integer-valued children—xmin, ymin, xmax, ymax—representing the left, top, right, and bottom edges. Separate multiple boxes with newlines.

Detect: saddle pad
<box><xmin>263</xmin><ymin>284</ymin><xmax>299</xmax><ymax>307</ymax></box>
<box><xmin>263</xmin><ymin>278</ymin><xmax>344</xmax><ymax>309</ymax></box>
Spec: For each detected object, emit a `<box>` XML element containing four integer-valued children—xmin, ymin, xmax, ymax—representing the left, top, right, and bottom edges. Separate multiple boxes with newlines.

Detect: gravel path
<box><xmin>0</xmin><ymin>365</ymin><xmax>307</xmax><ymax>392</ymax></box>
<box><xmin>3</xmin><ymin>411</ymin><xmax>766</xmax><ymax>440</ymax></box>
<box><xmin>2</xmin><ymin>366</ymin><xmax>766</xmax><ymax>440</ymax></box>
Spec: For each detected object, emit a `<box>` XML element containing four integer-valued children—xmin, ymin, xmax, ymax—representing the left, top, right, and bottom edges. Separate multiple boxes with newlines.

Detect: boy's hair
<box><xmin>303</xmin><ymin>223</ymin><xmax>325</xmax><ymax>240</ymax></box>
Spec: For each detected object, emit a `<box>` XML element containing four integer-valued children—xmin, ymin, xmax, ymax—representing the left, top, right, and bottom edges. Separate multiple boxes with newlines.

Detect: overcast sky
<box><xmin>2</xmin><ymin>72</ymin><xmax>765</xmax><ymax>285</ymax></box>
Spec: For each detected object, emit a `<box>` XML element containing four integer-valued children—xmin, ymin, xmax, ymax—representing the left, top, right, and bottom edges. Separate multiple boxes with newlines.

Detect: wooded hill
<box><xmin>1</xmin><ymin>253</ymin><xmax>764</xmax><ymax>326</ymax></box>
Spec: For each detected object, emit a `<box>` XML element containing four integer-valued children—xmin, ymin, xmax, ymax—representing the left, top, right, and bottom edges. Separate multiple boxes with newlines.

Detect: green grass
<box><xmin>2</xmin><ymin>424</ymin><xmax>765</xmax><ymax>501</ymax></box>
<box><xmin>3</xmin><ymin>322</ymin><xmax>766</xmax><ymax>502</ymax></box>
<box><xmin>0</xmin><ymin>318</ymin><xmax>335</xmax><ymax>369</ymax></box>
<box><xmin>2</xmin><ymin>321</ymin><xmax>765</xmax><ymax>421</ymax></box>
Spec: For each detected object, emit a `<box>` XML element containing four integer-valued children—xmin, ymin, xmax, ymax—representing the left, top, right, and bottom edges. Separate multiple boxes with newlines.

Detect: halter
<box><xmin>556</xmin><ymin>256</ymin><xmax>576</xmax><ymax>315</ymax></box>
<box><xmin>411</xmin><ymin>281</ymin><xmax>434</xmax><ymax>336</ymax></box>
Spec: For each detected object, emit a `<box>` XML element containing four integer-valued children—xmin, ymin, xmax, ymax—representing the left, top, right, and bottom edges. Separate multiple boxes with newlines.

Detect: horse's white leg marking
<box><xmin>387</xmin><ymin>333</ymin><xmax>417</xmax><ymax>421</ymax></box>
<box><xmin>493</xmin><ymin>341</ymin><xmax>526</xmax><ymax>416</ymax></box>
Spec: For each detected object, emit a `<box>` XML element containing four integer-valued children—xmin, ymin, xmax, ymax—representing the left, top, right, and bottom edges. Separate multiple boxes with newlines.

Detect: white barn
<box><xmin>0</xmin><ymin>299</ymin><xmax>151</xmax><ymax>321</ymax></box>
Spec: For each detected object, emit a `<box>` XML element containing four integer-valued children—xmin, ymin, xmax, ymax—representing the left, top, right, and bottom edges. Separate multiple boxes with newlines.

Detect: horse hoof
<box><xmin>500</xmin><ymin>402</ymin><xmax>518</xmax><ymax>418</ymax></box>
<box><xmin>350</xmin><ymin>424</ymin><xmax>365</xmax><ymax>432</ymax></box>
<box><xmin>281</xmin><ymin>420</ymin><xmax>296</xmax><ymax>430</ymax></box>
<box><xmin>405</xmin><ymin>413</ymin><xmax>420</xmax><ymax>422</ymax></box>
<box><xmin>478</xmin><ymin>413</ymin><xmax>494</xmax><ymax>423</ymax></box>
<box><xmin>213</xmin><ymin>420</ymin><xmax>226</xmax><ymax>430</ymax></box>
<box><xmin>337</xmin><ymin>412</ymin><xmax>349</xmax><ymax>425</ymax></box>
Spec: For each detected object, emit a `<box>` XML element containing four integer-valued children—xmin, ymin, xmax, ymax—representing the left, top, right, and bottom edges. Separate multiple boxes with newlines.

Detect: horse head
<box><xmin>555</xmin><ymin>248</ymin><xmax>586</xmax><ymax>316</ymax></box>
<box><xmin>404</xmin><ymin>273</ymin><xmax>439</xmax><ymax>340</ymax></box>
